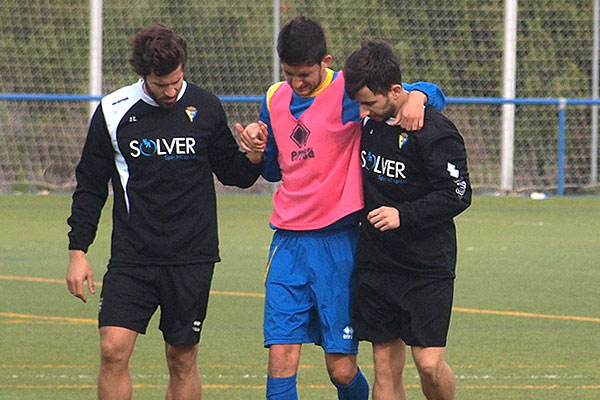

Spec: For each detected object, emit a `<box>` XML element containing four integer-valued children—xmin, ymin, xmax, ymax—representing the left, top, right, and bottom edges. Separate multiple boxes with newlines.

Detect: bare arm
<box><xmin>391</xmin><ymin>90</ymin><xmax>428</xmax><ymax>131</ymax></box>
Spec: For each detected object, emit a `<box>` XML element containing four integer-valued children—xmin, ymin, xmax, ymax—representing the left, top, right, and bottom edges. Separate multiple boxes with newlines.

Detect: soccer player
<box><xmin>237</xmin><ymin>16</ymin><xmax>446</xmax><ymax>400</ymax></box>
<box><xmin>343</xmin><ymin>40</ymin><xmax>472</xmax><ymax>400</ymax></box>
<box><xmin>65</xmin><ymin>24</ymin><xmax>264</xmax><ymax>399</ymax></box>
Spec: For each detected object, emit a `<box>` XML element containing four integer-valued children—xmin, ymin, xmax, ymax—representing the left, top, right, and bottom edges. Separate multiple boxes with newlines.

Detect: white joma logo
<box><xmin>342</xmin><ymin>325</ymin><xmax>354</xmax><ymax>340</ymax></box>
<box><xmin>447</xmin><ymin>162</ymin><xmax>459</xmax><ymax>178</ymax></box>
<box><xmin>192</xmin><ymin>320</ymin><xmax>202</xmax><ymax>333</ymax></box>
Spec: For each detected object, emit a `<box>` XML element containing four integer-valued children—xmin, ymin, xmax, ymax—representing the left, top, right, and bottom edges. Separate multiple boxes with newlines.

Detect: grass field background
<box><xmin>0</xmin><ymin>194</ymin><xmax>599</xmax><ymax>399</ymax></box>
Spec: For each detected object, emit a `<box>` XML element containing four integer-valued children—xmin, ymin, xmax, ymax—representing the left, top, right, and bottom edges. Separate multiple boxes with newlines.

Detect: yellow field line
<box><xmin>0</xmin><ymin>312</ymin><xmax>96</xmax><ymax>325</ymax></box>
<box><xmin>1</xmin><ymin>274</ymin><xmax>599</xmax><ymax>323</ymax></box>
<box><xmin>0</xmin><ymin>364</ymin><xmax>94</xmax><ymax>369</ymax></box>
<box><xmin>5</xmin><ymin>362</ymin><xmax>592</xmax><ymax>371</ymax></box>
<box><xmin>211</xmin><ymin>289</ymin><xmax>264</xmax><ymax>298</ymax></box>
<box><xmin>0</xmin><ymin>275</ymin><xmax>66</xmax><ymax>284</ymax></box>
<box><xmin>0</xmin><ymin>383</ymin><xmax>597</xmax><ymax>390</ymax></box>
<box><xmin>453</xmin><ymin>307</ymin><xmax>600</xmax><ymax>323</ymax></box>
<box><xmin>0</xmin><ymin>274</ymin><xmax>265</xmax><ymax>297</ymax></box>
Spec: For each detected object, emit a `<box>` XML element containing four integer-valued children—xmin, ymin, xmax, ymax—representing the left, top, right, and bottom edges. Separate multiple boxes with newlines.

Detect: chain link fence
<box><xmin>0</xmin><ymin>0</ymin><xmax>597</xmax><ymax>194</ymax></box>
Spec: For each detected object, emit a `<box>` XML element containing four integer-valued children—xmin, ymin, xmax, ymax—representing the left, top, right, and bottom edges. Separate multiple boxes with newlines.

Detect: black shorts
<box><xmin>352</xmin><ymin>267</ymin><xmax>454</xmax><ymax>347</ymax></box>
<box><xmin>98</xmin><ymin>263</ymin><xmax>214</xmax><ymax>346</ymax></box>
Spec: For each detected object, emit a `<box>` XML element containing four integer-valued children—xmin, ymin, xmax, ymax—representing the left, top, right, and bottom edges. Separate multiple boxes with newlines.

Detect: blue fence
<box><xmin>447</xmin><ymin>97</ymin><xmax>600</xmax><ymax>195</ymax></box>
<box><xmin>1</xmin><ymin>93</ymin><xmax>599</xmax><ymax>195</ymax></box>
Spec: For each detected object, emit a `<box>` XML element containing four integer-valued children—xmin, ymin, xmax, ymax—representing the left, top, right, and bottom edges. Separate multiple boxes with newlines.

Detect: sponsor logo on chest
<box><xmin>129</xmin><ymin>137</ymin><xmax>196</xmax><ymax>160</ymax></box>
<box><xmin>360</xmin><ymin>150</ymin><xmax>407</xmax><ymax>180</ymax></box>
<box><xmin>289</xmin><ymin>122</ymin><xmax>315</xmax><ymax>162</ymax></box>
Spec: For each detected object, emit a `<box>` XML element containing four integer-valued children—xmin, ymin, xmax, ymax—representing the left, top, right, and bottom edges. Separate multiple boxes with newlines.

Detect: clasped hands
<box><xmin>235</xmin><ymin>121</ymin><xmax>268</xmax><ymax>164</ymax></box>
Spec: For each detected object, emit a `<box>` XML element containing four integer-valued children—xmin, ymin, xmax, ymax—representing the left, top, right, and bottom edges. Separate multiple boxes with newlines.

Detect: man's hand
<box><xmin>235</xmin><ymin>122</ymin><xmax>268</xmax><ymax>164</ymax></box>
<box><xmin>66</xmin><ymin>250</ymin><xmax>96</xmax><ymax>303</ymax></box>
<box><xmin>367</xmin><ymin>206</ymin><xmax>400</xmax><ymax>231</ymax></box>
<box><xmin>390</xmin><ymin>90</ymin><xmax>427</xmax><ymax>131</ymax></box>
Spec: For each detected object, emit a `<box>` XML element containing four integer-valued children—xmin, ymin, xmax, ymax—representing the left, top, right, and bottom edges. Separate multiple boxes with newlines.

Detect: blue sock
<box><xmin>266</xmin><ymin>375</ymin><xmax>298</xmax><ymax>400</ymax></box>
<box><xmin>331</xmin><ymin>367</ymin><xmax>370</xmax><ymax>400</ymax></box>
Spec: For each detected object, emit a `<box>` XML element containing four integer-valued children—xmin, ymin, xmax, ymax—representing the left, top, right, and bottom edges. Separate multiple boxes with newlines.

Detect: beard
<box><xmin>370</xmin><ymin>105</ymin><xmax>397</xmax><ymax>122</ymax></box>
<box><xmin>144</xmin><ymin>81</ymin><xmax>177</xmax><ymax>109</ymax></box>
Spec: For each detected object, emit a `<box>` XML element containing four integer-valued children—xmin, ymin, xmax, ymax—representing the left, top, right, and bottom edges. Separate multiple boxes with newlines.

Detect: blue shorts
<box><xmin>263</xmin><ymin>227</ymin><xmax>359</xmax><ymax>354</ymax></box>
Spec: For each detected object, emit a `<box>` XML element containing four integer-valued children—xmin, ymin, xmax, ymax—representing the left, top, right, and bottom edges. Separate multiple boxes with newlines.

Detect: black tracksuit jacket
<box><xmin>67</xmin><ymin>80</ymin><xmax>261</xmax><ymax>266</ymax></box>
<box><xmin>356</xmin><ymin>107</ymin><xmax>472</xmax><ymax>279</ymax></box>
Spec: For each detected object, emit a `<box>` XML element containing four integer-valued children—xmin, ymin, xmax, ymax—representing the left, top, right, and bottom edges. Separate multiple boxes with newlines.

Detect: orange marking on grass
<box><xmin>2</xmin><ymin>275</ymin><xmax>599</xmax><ymax>323</ymax></box>
<box><xmin>0</xmin><ymin>274</ymin><xmax>265</xmax><ymax>297</ymax></box>
<box><xmin>210</xmin><ymin>289</ymin><xmax>264</xmax><ymax>298</ymax></box>
<box><xmin>0</xmin><ymin>274</ymin><xmax>66</xmax><ymax>284</ymax></box>
<box><xmin>0</xmin><ymin>312</ymin><xmax>96</xmax><ymax>325</ymax></box>
<box><xmin>0</xmin><ymin>383</ymin><xmax>597</xmax><ymax>390</ymax></box>
<box><xmin>0</xmin><ymin>364</ymin><xmax>93</xmax><ymax>369</ymax></box>
<box><xmin>453</xmin><ymin>307</ymin><xmax>600</xmax><ymax>323</ymax></box>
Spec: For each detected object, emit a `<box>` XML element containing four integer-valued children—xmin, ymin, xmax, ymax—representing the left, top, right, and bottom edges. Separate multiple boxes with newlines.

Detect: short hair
<box><xmin>129</xmin><ymin>23</ymin><xmax>188</xmax><ymax>77</ymax></box>
<box><xmin>277</xmin><ymin>16</ymin><xmax>327</xmax><ymax>66</ymax></box>
<box><xmin>343</xmin><ymin>40</ymin><xmax>403</xmax><ymax>99</ymax></box>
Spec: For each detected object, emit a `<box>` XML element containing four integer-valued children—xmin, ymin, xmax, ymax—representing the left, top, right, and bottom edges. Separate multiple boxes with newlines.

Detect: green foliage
<box><xmin>0</xmin><ymin>1</ymin><xmax>89</xmax><ymax>94</ymax></box>
<box><xmin>0</xmin><ymin>0</ymin><xmax>593</xmax><ymax>98</ymax></box>
<box><xmin>0</xmin><ymin>1</ymin><xmax>597</xmax><ymax>191</ymax></box>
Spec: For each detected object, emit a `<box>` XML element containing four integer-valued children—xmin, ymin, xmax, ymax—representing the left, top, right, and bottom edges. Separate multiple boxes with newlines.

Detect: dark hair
<box><xmin>277</xmin><ymin>16</ymin><xmax>327</xmax><ymax>66</ymax></box>
<box><xmin>129</xmin><ymin>23</ymin><xmax>188</xmax><ymax>77</ymax></box>
<box><xmin>343</xmin><ymin>40</ymin><xmax>403</xmax><ymax>99</ymax></box>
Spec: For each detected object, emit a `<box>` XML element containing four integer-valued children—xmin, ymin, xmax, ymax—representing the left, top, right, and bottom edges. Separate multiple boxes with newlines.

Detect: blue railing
<box><xmin>0</xmin><ymin>93</ymin><xmax>263</xmax><ymax>102</ymax></box>
<box><xmin>2</xmin><ymin>93</ymin><xmax>600</xmax><ymax>195</ymax></box>
<box><xmin>447</xmin><ymin>97</ymin><xmax>600</xmax><ymax>195</ymax></box>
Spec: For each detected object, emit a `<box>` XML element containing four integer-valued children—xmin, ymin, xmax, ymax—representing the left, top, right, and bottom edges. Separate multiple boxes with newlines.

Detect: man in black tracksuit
<box><xmin>343</xmin><ymin>41</ymin><xmax>471</xmax><ymax>400</ymax></box>
<box><xmin>65</xmin><ymin>24</ymin><xmax>264</xmax><ymax>399</ymax></box>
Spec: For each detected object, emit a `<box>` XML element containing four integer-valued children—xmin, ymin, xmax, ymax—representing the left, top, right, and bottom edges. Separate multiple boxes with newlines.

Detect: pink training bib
<box><xmin>268</xmin><ymin>71</ymin><xmax>364</xmax><ymax>230</ymax></box>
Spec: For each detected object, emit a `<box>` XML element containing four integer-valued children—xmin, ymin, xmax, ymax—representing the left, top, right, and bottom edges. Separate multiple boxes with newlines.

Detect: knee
<box><xmin>269</xmin><ymin>345</ymin><xmax>300</xmax><ymax>377</ymax></box>
<box><xmin>373</xmin><ymin>350</ymin><xmax>399</xmax><ymax>373</ymax></box>
<box><xmin>100</xmin><ymin>340</ymin><xmax>130</xmax><ymax>367</ymax></box>
<box><xmin>166</xmin><ymin>345</ymin><xmax>198</xmax><ymax>379</ymax></box>
<box><xmin>413</xmin><ymin>347</ymin><xmax>448</xmax><ymax>380</ymax></box>
<box><xmin>372</xmin><ymin>340</ymin><xmax>406</xmax><ymax>383</ymax></box>
<box><xmin>329</xmin><ymin>368</ymin><xmax>357</xmax><ymax>387</ymax></box>
<box><xmin>414</xmin><ymin>358</ymin><xmax>443</xmax><ymax>381</ymax></box>
<box><xmin>327</xmin><ymin>363</ymin><xmax>358</xmax><ymax>386</ymax></box>
<box><xmin>373</xmin><ymin>358</ymin><xmax>401</xmax><ymax>382</ymax></box>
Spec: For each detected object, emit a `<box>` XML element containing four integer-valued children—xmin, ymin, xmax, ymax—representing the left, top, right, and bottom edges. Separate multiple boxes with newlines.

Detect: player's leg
<box><xmin>267</xmin><ymin>344</ymin><xmax>302</xmax><ymax>400</ymax></box>
<box><xmin>98</xmin><ymin>326</ymin><xmax>138</xmax><ymax>400</ymax></box>
<box><xmin>352</xmin><ymin>266</ymin><xmax>417</xmax><ymax>400</ymax></box>
<box><xmin>325</xmin><ymin>353</ymin><xmax>358</xmax><ymax>385</ymax></box>
<box><xmin>165</xmin><ymin>343</ymin><xmax>201</xmax><ymax>399</ymax></box>
<box><xmin>97</xmin><ymin>266</ymin><xmax>160</xmax><ymax>399</ymax></box>
<box><xmin>159</xmin><ymin>263</ymin><xmax>215</xmax><ymax>400</ymax></box>
<box><xmin>404</xmin><ymin>277</ymin><xmax>455</xmax><ymax>400</ymax></box>
<box><xmin>411</xmin><ymin>346</ymin><xmax>455</xmax><ymax>400</ymax></box>
<box><xmin>325</xmin><ymin>353</ymin><xmax>369</xmax><ymax>400</ymax></box>
<box><xmin>263</xmin><ymin>231</ymin><xmax>313</xmax><ymax>400</ymax></box>
<box><xmin>313</xmin><ymin>227</ymin><xmax>368</xmax><ymax>399</ymax></box>
<box><xmin>269</xmin><ymin>344</ymin><xmax>302</xmax><ymax>377</ymax></box>
<box><xmin>372</xmin><ymin>338</ymin><xmax>407</xmax><ymax>400</ymax></box>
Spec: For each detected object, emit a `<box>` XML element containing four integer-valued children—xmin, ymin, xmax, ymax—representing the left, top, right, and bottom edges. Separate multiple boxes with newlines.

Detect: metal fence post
<box><xmin>558</xmin><ymin>98</ymin><xmax>567</xmax><ymax>195</ymax></box>
<box><xmin>592</xmin><ymin>0</ymin><xmax>599</xmax><ymax>184</ymax></box>
<box><xmin>89</xmin><ymin>0</ymin><xmax>103</xmax><ymax>118</ymax></box>
<box><xmin>501</xmin><ymin>0</ymin><xmax>518</xmax><ymax>193</ymax></box>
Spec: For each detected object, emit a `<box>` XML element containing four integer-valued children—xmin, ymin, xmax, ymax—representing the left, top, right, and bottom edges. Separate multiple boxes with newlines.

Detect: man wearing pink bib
<box><xmin>237</xmin><ymin>16</ymin><xmax>445</xmax><ymax>400</ymax></box>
